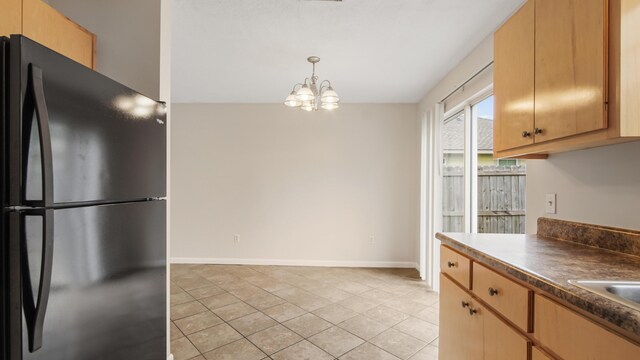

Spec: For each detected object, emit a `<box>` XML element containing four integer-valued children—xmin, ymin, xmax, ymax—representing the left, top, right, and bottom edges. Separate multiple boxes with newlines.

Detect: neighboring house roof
<box><xmin>442</xmin><ymin>115</ymin><xmax>493</xmax><ymax>153</ymax></box>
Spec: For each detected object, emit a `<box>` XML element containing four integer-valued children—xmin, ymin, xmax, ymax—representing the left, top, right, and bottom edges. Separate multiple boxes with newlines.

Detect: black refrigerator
<box><xmin>1</xmin><ymin>36</ymin><xmax>167</xmax><ymax>360</ymax></box>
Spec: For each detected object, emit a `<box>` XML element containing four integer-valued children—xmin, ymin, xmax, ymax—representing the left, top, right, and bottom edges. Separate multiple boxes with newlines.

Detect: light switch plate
<box><xmin>545</xmin><ymin>194</ymin><xmax>557</xmax><ymax>214</ymax></box>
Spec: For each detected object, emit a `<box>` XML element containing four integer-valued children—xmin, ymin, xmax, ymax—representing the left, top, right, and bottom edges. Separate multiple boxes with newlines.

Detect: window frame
<box><xmin>442</xmin><ymin>86</ymin><xmax>493</xmax><ymax>234</ymax></box>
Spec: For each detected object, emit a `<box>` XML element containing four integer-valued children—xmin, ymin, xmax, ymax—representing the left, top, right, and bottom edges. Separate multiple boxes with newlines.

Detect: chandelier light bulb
<box><xmin>321</xmin><ymin>102</ymin><xmax>339</xmax><ymax>110</ymax></box>
<box><xmin>321</xmin><ymin>87</ymin><xmax>340</xmax><ymax>104</ymax></box>
<box><xmin>284</xmin><ymin>91</ymin><xmax>302</xmax><ymax>107</ymax></box>
<box><xmin>301</xmin><ymin>100</ymin><xmax>315</xmax><ymax>112</ymax></box>
<box><xmin>296</xmin><ymin>84</ymin><xmax>314</xmax><ymax>102</ymax></box>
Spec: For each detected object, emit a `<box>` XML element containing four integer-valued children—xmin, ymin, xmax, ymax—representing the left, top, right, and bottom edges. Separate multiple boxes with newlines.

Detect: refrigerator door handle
<box><xmin>22</xmin><ymin>64</ymin><xmax>54</xmax><ymax>207</ymax></box>
<box><xmin>20</xmin><ymin>209</ymin><xmax>55</xmax><ymax>352</ymax></box>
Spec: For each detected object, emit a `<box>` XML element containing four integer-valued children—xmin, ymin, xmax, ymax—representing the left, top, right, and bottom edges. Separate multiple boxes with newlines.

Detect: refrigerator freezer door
<box><xmin>8</xmin><ymin>36</ymin><xmax>166</xmax><ymax>207</ymax></box>
<box><xmin>16</xmin><ymin>200</ymin><xmax>166</xmax><ymax>360</ymax></box>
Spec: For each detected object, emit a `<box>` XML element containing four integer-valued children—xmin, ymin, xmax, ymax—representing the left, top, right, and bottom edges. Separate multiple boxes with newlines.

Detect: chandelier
<box><xmin>284</xmin><ymin>56</ymin><xmax>340</xmax><ymax>111</ymax></box>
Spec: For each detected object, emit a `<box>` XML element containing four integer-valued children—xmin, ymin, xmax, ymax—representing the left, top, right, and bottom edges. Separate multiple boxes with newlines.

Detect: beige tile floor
<box><xmin>170</xmin><ymin>264</ymin><xmax>439</xmax><ymax>360</ymax></box>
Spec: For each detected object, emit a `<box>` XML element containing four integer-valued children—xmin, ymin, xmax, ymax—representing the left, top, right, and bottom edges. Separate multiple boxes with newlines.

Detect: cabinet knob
<box><xmin>447</xmin><ymin>261</ymin><xmax>457</xmax><ymax>268</ymax></box>
<box><xmin>469</xmin><ymin>308</ymin><xmax>478</xmax><ymax>316</ymax></box>
<box><xmin>461</xmin><ymin>301</ymin><xmax>470</xmax><ymax>308</ymax></box>
<box><xmin>534</xmin><ymin>128</ymin><xmax>544</xmax><ymax>135</ymax></box>
<box><xmin>522</xmin><ymin>131</ymin><xmax>531</xmax><ymax>138</ymax></box>
<box><xmin>488</xmin><ymin>287</ymin><xmax>499</xmax><ymax>296</ymax></box>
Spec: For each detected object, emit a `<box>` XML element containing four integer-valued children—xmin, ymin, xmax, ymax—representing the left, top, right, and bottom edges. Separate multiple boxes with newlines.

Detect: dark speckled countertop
<box><xmin>436</xmin><ymin>219</ymin><xmax>640</xmax><ymax>342</ymax></box>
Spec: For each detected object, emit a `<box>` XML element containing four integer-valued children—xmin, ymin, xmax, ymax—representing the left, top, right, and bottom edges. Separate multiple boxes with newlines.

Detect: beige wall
<box><xmin>49</xmin><ymin>0</ymin><xmax>162</xmax><ymax>99</ymax></box>
<box><xmin>525</xmin><ymin>141</ymin><xmax>640</xmax><ymax>232</ymax></box>
<box><xmin>418</xmin><ymin>35</ymin><xmax>494</xmax><ymax>114</ymax></box>
<box><xmin>170</xmin><ymin>103</ymin><xmax>420</xmax><ymax>267</ymax></box>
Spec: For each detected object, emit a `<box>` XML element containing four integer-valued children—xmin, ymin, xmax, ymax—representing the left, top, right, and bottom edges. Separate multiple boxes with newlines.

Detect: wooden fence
<box><xmin>443</xmin><ymin>166</ymin><xmax>526</xmax><ymax>234</ymax></box>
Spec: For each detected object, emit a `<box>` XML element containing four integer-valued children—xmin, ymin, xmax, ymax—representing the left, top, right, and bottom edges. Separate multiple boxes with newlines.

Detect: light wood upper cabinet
<box><xmin>0</xmin><ymin>0</ymin><xmax>22</xmax><ymax>36</ymax></box>
<box><xmin>0</xmin><ymin>0</ymin><xmax>96</xmax><ymax>69</ymax></box>
<box><xmin>615</xmin><ymin>0</ymin><xmax>640</xmax><ymax>137</ymax></box>
<box><xmin>534</xmin><ymin>0</ymin><xmax>607</xmax><ymax>142</ymax></box>
<box><xmin>493</xmin><ymin>0</ymin><xmax>640</xmax><ymax>158</ymax></box>
<box><xmin>494</xmin><ymin>0</ymin><xmax>535</xmax><ymax>152</ymax></box>
<box><xmin>23</xmin><ymin>0</ymin><xmax>95</xmax><ymax>69</ymax></box>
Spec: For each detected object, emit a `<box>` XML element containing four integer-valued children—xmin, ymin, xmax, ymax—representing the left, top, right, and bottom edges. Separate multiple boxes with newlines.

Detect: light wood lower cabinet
<box><xmin>483</xmin><ymin>306</ymin><xmax>529</xmax><ymax>360</ymax></box>
<box><xmin>440</xmin><ymin>274</ymin><xmax>528</xmax><ymax>360</ymax></box>
<box><xmin>534</xmin><ymin>294</ymin><xmax>640</xmax><ymax>359</ymax></box>
<box><xmin>531</xmin><ymin>346</ymin><xmax>553</xmax><ymax>360</ymax></box>
<box><xmin>440</xmin><ymin>246</ymin><xmax>471</xmax><ymax>289</ymax></box>
<box><xmin>472</xmin><ymin>262</ymin><xmax>531</xmax><ymax>333</ymax></box>
<box><xmin>439</xmin><ymin>245</ymin><xmax>640</xmax><ymax>360</ymax></box>
<box><xmin>440</xmin><ymin>274</ymin><xmax>483</xmax><ymax>360</ymax></box>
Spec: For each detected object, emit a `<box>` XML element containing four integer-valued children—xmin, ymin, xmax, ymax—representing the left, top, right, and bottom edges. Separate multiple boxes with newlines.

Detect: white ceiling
<box><xmin>171</xmin><ymin>0</ymin><xmax>524</xmax><ymax>103</ymax></box>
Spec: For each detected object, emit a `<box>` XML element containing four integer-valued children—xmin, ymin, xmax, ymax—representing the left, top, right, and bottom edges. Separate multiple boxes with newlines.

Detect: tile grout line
<box><xmin>170</xmin><ymin>265</ymin><xmax>437</xmax><ymax>360</ymax></box>
<box><xmin>175</xmin><ymin>281</ymin><xmax>317</xmax><ymax>359</ymax></box>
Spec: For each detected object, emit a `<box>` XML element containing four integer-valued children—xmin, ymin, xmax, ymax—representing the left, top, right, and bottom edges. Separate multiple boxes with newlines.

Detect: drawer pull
<box><xmin>461</xmin><ymin>301</ymin><xmax>470</xmax><ymax>308</ymax></box>
<box><xmin>447</xmin><ymin>261</ymin><xmax>457</xmax><ymax>268</ymax></box>
<box><xmin>534</xmin><ymin>127</ymin><xmax>544</xmax><ymax>135</ymax></box>
<box><xmin>468</xmin><ymin>308</ymin><xmax>478</xmax><ymax>316</ymax></box>
<box><xmin>522</xmin><ymin>131</ymin><xmax>531</xmax><ymax>138</ymax></box>
<box><xmin>488</xmin><ymin>287</ymin><xmax>499</xmax><ymax>296</ymax></box>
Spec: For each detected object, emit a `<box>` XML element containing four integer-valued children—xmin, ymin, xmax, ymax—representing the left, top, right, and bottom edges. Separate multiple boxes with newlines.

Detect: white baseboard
<box><xmin>167</xmin><ymin>354</ymin><xmax>173</xmax><ymax>360</ymax></box>
<box><xmin>171</xmin><ymin>257</ymin><xmax>419</xmax><ymax>269</ymax></box>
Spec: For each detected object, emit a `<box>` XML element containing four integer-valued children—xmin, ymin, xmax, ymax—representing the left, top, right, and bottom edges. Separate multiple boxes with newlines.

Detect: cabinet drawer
<box><xmin>440</xmin><ymin>245</ymin><xmax>471</xmax><ymax>289</ymax></box>
<box><xmin>534</xmin><ymin>294</ymin><xmax>640</xmax><ymax>359</ymax></box>
<box><xmin>532</xmin><ymin>346</ymin><xmax>554</xmax><ymax>360</ymax></box>
<box><xmin>472</xmin><ymin>262</ymin><xmax>531</xmax><ymax>332</ymax></box>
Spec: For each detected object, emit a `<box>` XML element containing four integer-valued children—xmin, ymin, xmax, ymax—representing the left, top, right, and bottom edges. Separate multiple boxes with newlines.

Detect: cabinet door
<box><xmin>0</xmin><ymin>0</ymin><xmax>22</xmax><ymax>36</ymax></box>
<box><xmin>22</xmin><ymin>0</ymin><xmax>96</xmax><ymax>68</ymax></box>
<box><xmin>534</xmin><ymin>294</ymin><xmax>640</xmax><ymax>359</ymax></box>
<box><xmin>439</xmin><ymin>274</ymin><xmax>483</xmax><ymax>360</ymax></box>
<box><xmin>532</xmin><ymin>346</ymin><xmax>554</xmax><ymax>360</ymax></box>
<box><xmin>484</xmin><ymin>308</ymin><xmax>529</xmax><ymax>360</ymax></box>
<box><xmin>534</xmin><ymin>0</ymin><xmax>607</xmax><ymax>142</ymax></box>
<box><xmin>494</xmin><ymin>0</ymin><xmax>535</xmax><ymax>152</ymax></box>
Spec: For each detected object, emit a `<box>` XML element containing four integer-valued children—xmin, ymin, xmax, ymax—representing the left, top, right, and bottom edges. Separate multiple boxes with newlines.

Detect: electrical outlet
<box><xmin>234</xmin><ymin>234</ymin><xmax>240</xmax><ymax>244</ymax></box>
<box><xmin>545</xmin><ymin>194</ymin><xmax>557</xmax><ymax>214</ymax></box>
<box><xmin>369</xmin><ymin>235</ymin><xmax>375</xmax><ymax>245</ymax></box>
